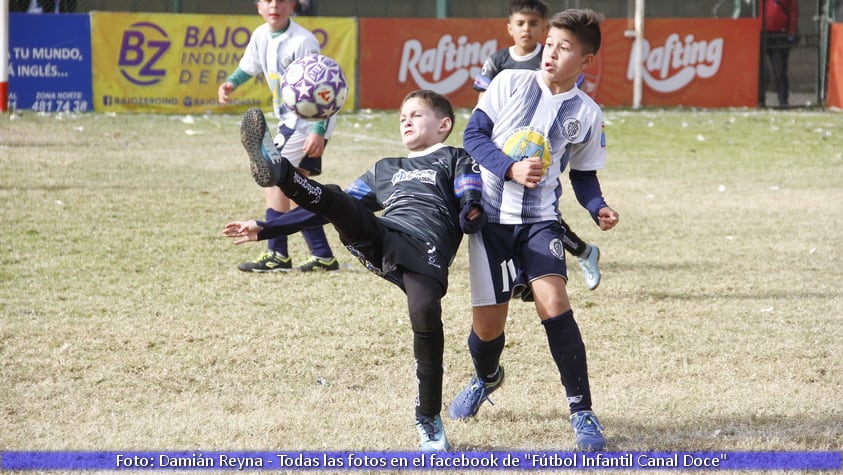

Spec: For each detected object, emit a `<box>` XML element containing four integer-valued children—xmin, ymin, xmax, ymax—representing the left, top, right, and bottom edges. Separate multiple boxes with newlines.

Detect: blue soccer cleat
<box><xmin>448</xmin><ymin>366</ymin><xmax>505</xmax><ymax>420</ymax></box>
<box><xmin>571</xmin><ymin>410</ymin><xmax>606</xmax><ymax>451</ymax></box>
<box><xmin>577</xmin><ymin>244</ymin><xmax>601</xmax><ymax>290</ymax></box>
<box><xmin>415</xmin><ymin>414</ymin><xmax>449</xmax><ymax>451</ymax></box>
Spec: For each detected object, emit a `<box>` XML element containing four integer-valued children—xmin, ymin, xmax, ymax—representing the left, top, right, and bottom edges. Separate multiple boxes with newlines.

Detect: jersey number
<box><xmin>499</xmin><ymin>259</ymin><xmax>517</xmax><ymax>293</ymax></box>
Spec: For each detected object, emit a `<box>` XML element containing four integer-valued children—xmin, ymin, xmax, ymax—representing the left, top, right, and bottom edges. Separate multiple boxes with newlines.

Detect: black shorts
<box><xmin>344</xmin><ymin>223</ymin><xmax>450</xmax><ymax>295</ymax></box>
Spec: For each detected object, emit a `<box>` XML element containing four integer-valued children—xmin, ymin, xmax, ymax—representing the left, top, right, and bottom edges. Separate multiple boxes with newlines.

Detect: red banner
<box><xmin>592</xmin><ymin>18</ymin><xmax>760</xmax><ymax>107</ymax></box>
<box><xmin>359</xmin><ymin>18</ymin><xmax>511</xmax><ymax>109</ymax></box>
<box><xmin>358</xmin><ymin>17</ymin><xmax>761</xmax><ymax>109</ymax></box>
<box><xmin>827</xmin><ymin>23</ymin><xmax>843</xmax><ymax>110</ymax></box>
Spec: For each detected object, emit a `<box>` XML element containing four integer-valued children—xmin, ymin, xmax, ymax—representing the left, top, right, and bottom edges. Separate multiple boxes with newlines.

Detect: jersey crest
<box><xmin>562</xmin><ymin>118</ymin><xmax>583</xmax><ymax>141</ymax></box>
<box><xmin>549</xmin><ymin>238</ymin><xmax>565</xmax><ymax>260</ymax></box>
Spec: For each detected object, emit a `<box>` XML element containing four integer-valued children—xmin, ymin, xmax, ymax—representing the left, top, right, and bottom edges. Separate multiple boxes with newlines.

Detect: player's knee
<box><xmin>408</xmin><ymin>298</ymin><xmax>442</xmax><ymax>334</ymax></box>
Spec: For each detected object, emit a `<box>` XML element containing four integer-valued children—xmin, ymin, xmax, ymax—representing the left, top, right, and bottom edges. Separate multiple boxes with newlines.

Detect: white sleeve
<box><xmin>238</xmin><ymin>28</ymin><xmax>264</xmax><ymax>77</ymax></box>
<box><xmin>475</xmin><ymin>69</ymin><xmax>511</xmax><ymax>122</ymax></box>
<box><xmin>568</xmin><ymin>106</ymin><xmax>606</xmax><ymax>171</ymax></box>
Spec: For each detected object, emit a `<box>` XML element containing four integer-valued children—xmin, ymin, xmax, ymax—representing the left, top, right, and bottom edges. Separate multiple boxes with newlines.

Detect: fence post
<box><xmin>436</xmin><ymin>0</ymin><xmax>451</xmax><ymax>18</ymax></box>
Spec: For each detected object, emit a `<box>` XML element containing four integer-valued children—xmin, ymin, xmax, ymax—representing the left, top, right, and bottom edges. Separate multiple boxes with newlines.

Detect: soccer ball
<box><xmin>281</xmin><ymin>54</ymin><xmax>348</xmax><ymax>120</ymax></box>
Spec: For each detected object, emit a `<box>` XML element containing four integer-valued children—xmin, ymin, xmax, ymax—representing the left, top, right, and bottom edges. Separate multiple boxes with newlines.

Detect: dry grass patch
<box><xmin>1</xmin><ymin>108</ymin><xmax>841</xmax><ymax>466</ymax></box>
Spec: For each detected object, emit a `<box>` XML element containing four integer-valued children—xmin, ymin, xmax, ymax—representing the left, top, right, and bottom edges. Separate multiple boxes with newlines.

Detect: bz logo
<box><xmin>119</xmin><ymin>22</ymin><xmax>171</xmax><ymax>85</ymax></box>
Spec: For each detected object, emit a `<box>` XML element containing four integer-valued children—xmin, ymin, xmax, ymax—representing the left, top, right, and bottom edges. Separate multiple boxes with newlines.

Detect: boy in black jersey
<box><xmin>223</xmin><ymin>90</ymin><xmax>485</xmax><ymax>451</ymax></box>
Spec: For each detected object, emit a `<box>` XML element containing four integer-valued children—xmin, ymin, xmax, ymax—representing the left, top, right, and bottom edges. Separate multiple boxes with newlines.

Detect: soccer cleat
<box><xmin>415</xmin><ymin>414</ymin><xmax>449</xmax><ymax>452</ymax></box>
<box><xmin>237</xmin><ymin>250</ymin><xmax>293</xmax><ymax>273</ymax></box>
<box><xmin>570</xmin><ymin>410</ymin><xmax>606</xmax><ymax>451</ymax></box>
<box><xmin>240</xmin><ymin>107</ymin><xmax>283</xmax><ymax>188</ymax></box>
<box><xmin>298</xmin><ymin>256</ymin><xmax>339</xmax><ymax>272</ymax></box>
<box><xmin>577</xmin><ymin>244</ymin><xmax>601</xmax><ymax>290</ymax></box>
<box><xmin>447</xmin><ymin>366</ymin><xmax>505</xmax><ymax>420</ymax></box>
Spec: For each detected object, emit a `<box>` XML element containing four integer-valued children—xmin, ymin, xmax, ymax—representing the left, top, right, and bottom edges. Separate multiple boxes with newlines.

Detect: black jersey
<box><xmin>346</xmin><ymin>144</ymin><xmax>482</xmax><ymax>265</ymax></box>
<box><xmin>472</xmin><ymin>44</ymin><xmax>543</xmax><ymax>92</ymax></box>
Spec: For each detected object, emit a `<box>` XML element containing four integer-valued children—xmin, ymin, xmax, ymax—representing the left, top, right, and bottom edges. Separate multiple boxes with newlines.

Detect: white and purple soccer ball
<box><xmin>281</xmin><ymin>54</ymin><xmax>348</xmax><ymax>120</ymax></box>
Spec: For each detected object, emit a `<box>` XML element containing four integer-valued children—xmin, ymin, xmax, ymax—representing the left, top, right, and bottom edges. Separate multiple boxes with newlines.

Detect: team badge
<box><xmin>549</xmin><ymin>238</ymin><xmax>565</xmax><ymax>260</ymax></box>
<box><xmin>562</xmin><ymin>118</ymin><xmax>582</xmax><ymax>141</ymax></box>
<box><xmin>426</xmin><ymin>243</ymin><xmax>442</xmax><ymax>269</ymax></box>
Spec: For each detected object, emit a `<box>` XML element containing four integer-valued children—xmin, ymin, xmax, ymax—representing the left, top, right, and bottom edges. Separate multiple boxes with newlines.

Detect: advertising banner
<box><xmin>358</xmin><ymin>18</ymin><xmax>512</xmax><ymax>110</ymax></box>
<box><xmin>592</xmin><ymin>18</ymin><xmax>761</xmax><ymax>107</ymax></box>
<box><xmin>357</xmin><ymin>17</ymin><xmax>761</xmax><ymax>109</ymax></box>
<box><xmin>827</xmin><ymin>23</ymin><xmax>843</xmax><ymax>110</ymax></box>
<box><xmin>7</xmin><ymin>13</ymin><xmax>93</xmax><ymax>113</ymax></box>
<box><xmin>90</xmin><ymin>12</ymin><xmax>357</xmax><ymax>114</ymax></box>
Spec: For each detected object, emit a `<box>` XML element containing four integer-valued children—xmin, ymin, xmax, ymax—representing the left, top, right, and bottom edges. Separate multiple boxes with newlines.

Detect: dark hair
<box><xmin>509</xmin><ymin>0</ymin><xmax>549</xmax><ymax>19</ymax></box>
<box><xmin>402</xmin><ymin>90</ymin><xmax>455</xmax><ymax>138</ymax></box>
<box><xmin>549</xmin><ymin>8</ymin><xmax>604</xmax><ymax>55</ymax></box>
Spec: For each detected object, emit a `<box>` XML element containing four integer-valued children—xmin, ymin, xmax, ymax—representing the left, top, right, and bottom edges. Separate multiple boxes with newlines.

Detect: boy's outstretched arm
<box><xmin>223</xmin><ymin>220</ymin><xmax>262</xmax><ymax>244</ymax></box>
<box><xmin>223</xmin><ymin>207</ymin><xmax>330</xmax><ymax>244</ymax></box>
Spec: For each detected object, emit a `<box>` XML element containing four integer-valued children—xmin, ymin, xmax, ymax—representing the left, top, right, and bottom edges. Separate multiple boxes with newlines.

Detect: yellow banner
<box><xmin>91</xmin><ymin>12</ymin><xmax>357</xmax><ymax>114</ymax></box>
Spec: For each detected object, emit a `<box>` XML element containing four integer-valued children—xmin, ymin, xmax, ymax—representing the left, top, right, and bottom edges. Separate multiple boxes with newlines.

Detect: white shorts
<box><xmin>273</xmin><ymin>124</ymin><xmax>324</xmax><ymax>175</ymax></box>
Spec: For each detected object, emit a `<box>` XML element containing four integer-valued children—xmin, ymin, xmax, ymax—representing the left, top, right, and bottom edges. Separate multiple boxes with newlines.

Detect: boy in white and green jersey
<box><xmin>218</xmin><ymin>0</ymin><xmax>338</xmax><ymax>273</ymax></box>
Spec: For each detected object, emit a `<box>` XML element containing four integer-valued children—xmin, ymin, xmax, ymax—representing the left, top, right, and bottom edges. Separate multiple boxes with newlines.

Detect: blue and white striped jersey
<box><xmin>468</xmin><ymin>69</ymin><xmax>606</xmax><ymax>225</ymax></box>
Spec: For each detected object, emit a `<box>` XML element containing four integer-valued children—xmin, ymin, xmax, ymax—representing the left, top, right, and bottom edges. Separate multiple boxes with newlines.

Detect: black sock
<box><xmin>468</xmin><ymin>329</ymin><xmax>505</xmax><ymax>383</ymax></box>
<box><xmin>277</xmin><ymin>167</ymin><xmax>330</xmax><ymax>215</ymax></box>
<box><xmin>542</xmin><ymin>310</ymin><xmax>592</xmax><ymax>413</ymax></box>
<box><xmin>405</xmin><ymin>272</ymin><xmax>445</xmax><ymax>418</ymax></box>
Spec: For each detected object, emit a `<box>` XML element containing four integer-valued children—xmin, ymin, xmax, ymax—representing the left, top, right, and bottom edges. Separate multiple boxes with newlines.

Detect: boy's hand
<box><xmin>459</xmin><ymin>203</ymin><xmax>486</xmax><ymax>234</ymax></box>
<box><xmin>596</xmin><ymin>206</ymin><xmax>619</xmax><ymax>231</ymax></box>
<box><xmin>303</xmin><ymin>133</ymin><xmax>326</xmax><ymax>157</ymax></box>
<box><xmin>507</xmin><ymin>157</ymin><xmax>543</xmax><ymax>189</ymax></box>
<box><xmin>218</xmin><ymin>82</ymin><xmax>235</xmax><ymax>104</ymax></box>
<box><xmin>223</xmin><ymin>220</ymin><xmax>262</xmax><ymax>244</ymax></box>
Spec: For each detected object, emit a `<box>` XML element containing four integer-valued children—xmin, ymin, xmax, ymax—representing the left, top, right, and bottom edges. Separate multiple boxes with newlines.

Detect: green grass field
<box><xmin>1</xmin><ymin>107</ymin><xmax>841</xmax><ymax>472</ymax></box>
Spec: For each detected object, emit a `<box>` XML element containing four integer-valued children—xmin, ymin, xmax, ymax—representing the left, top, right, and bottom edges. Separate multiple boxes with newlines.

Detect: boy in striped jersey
<box><xmin>449</xmin><ymin>9</ymin><xmax>619</xmax><ymax>451</ymax></box>
<box><xmin>474</xmin><ymin>0</ymin><xmax>602</xmax><ymax>291</ymax></box>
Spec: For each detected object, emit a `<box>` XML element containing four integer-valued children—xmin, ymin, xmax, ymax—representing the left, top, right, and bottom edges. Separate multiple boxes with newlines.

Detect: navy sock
<box><xmin>265</xmin><ymin>208</ymin><xmax>288</xmax><ymax>256</ymax></box>
<box><xmin>301</xmin><ymin>226</ymin><xmax>333</xmax><ymax>259</ymax></box>
<box><xmin>542</xmin><ymin>310</ymin><xmax>592</xmax><ymax>413</ymax></box>
<box><xmin>468</xmin><ymin>329</ymin><xmax>505</xmax><ymax>383</ymax></box>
